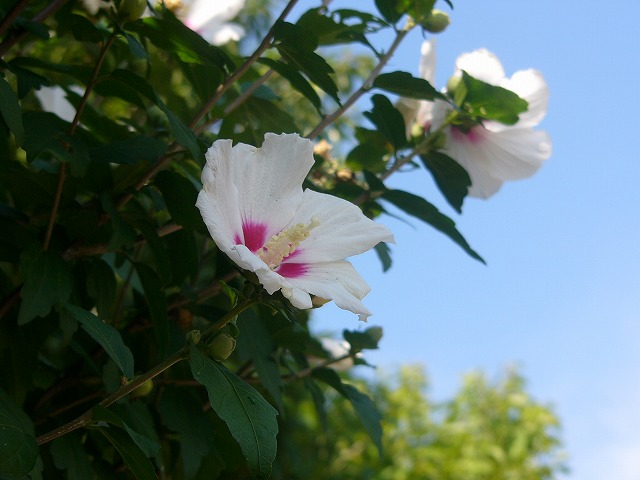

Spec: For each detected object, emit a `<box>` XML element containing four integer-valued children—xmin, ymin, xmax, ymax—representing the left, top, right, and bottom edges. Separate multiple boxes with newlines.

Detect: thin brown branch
<box><xmin>43</xmin><ymin>31</ymin><xmax>118</xmax><ymax>251</ymax></box>
<box><xmin>0</xmin><ymin>0</ymin><xmax>30</xmax><ymax>38</ymax></box>
<box><xmin>0</xmin><ymin>0</ymin><xmax>69</xmax><ymax>57</ymax></box>
<box><xmin>305</xmin><ymin>27</ymin><xmax>411</xmax><ymax>140</ymax></box>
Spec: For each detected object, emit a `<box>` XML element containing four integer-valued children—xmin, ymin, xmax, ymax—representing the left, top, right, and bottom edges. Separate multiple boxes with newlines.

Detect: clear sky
<box><xmin>287</xmin><ymin>1</ymin><xmax>640</xmax><ymax>479</ymax></box>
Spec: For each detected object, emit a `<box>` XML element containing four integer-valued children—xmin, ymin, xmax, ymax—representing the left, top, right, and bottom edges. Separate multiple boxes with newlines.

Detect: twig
<box><xmin>305</xmin><ymin>26</ymin><xmax>412</xmax><ymax>140</ymax></box>
<box><xmin>0</xmin><ymin>0</ymin><xmax>69</xmax><ymax>58</ymax></box>
<box><xmin>0</xmin><ymin>0</ymin><xmax>30</xmax><ymax>38</ymax></box>
<box><xmin>43</xmin><ymin>30</ymin><xmax>118</xmax><ymax>251</ymax></box>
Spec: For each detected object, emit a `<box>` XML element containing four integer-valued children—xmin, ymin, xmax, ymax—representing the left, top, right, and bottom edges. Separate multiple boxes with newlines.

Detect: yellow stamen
<box><xmin>258</xmin><ymin>218</ymin><xmax>319</xmax><ymax>269</ymax></box>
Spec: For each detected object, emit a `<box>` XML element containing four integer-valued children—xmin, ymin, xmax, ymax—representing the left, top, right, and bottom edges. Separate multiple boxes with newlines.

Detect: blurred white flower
<box><xmin>174</xmin><ymin>0</ymin><xmax>246</xmax><ymax>46</ymax></box>
<box><xmin>196</xmin><ymin>133</ymin><xmax>394</xmax><ymax>321</ymax></box>
<box><xmin>80</xmin><ymin>0</ymin><xmax>114</xmax><ymax>15</ymax></box>
<box><xmin>411</xmin><ymin>42</ymin><xmax>552</xmax><ymax>198</ymax></box>
<box><xmin>35</xmin><ymin>85</ymin><xmax>81</xmax><ymax>123</ymax></box>
<box><xmin>318</xmin><ymin>338</ymin><xmax>357</xmax><ymax>371</ymax></box>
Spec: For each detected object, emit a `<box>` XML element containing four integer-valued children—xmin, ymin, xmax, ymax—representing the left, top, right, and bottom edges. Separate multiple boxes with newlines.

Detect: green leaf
<box><xmin>0</xmin><ymin>389</ymin><xmax>38</xmax><ymax>478</ymax></box>
<box><xmin>86</xmin><ymin>259</ymin><xmax>117</xmax><ymax>319</ymax></box>
<box><xmin>364</xmin><ymin>94</ymin><xmax>407</xmax><ymax>150</ymax></box>
<box><xmin>18</xmin><ymin>249</ymin><xmax>72</xmax><ymax>325</ymax></box>
<box><xmin>126</xmin><ymin>15</ymin><xmax>233</xmax><ymax>70</ymax></box>
<box><xmin>158</xmin><ymin>389</ymin><xmax>212</xmax><ymax>478</ymax></box>
<box><xmin>420</xmin><ymin>151</ymin><xmax>471</xmax><ymax>213</ymax></box>
<box><xmin>274</xmin><ymin>21</ymin><xmax>341</xmax><ymax>106</ymax></box>
<box><xmin>374</xmin><ymin>242</ymin><xmax>392</xmax><ymax>272</ymax></box>
<box><xmin>346</xmin><ymin>143</ymin><xmax>387</xmax><ymax>173</ymax></box>
<box><xmin>257</xmin><ymin>57</ymin><xmax>322</xmax><ymax>113</ymax></box>
<box><xmin>4</xmin><ymin>62</ymin><xmax>49</xmax><ymax>98</ymax></box>
<box><xmin>373</xmin><ymin>71</ymin><xmax>446</xmax><ymax>101</ymax></box>
<box><xmin>374</xmin><ymin>0</ymin><xmax>405</xmax><ymax>23</ymax></box>
<box><xmin>135</xmin><ymin>263</ymin><xmax>169</xmax><ymax>357</ymax></box>
<box><xmin>155</xmin><ymin>170</ymin><xmax>204</xmax><ymax>230</ymax></box>
<box><xmin>382</xmin><ymin>189</ymin><xmax>485</xmax><ymax>263</ymax></box>
<box><xmin>189</xmin><ymin>346</ymin><xmax>279</xmax><ymax>479</ymax></box>
<box><xmin>50</xmin><ymin>432</ymin><xmax>92</xmax><ymax>480</ymax></box>
<box><xmin>106</xmin><ymin>69</ymin><xmax>200</xmax><ymax>160</ymax></box>
<box><xmin>95</xmin><ymin>426</ymin><xmax>156</xmax><ymax>480</ymax></box>
<box><xmin>313</xmin><ymin>368</ymin><xmax>383</xmax><ymax>455</ymax></box>
<box><xmin>0</xmin><ymin>76</ymin><xmax>24</xmax><ymax>146</ymax></box>
<box><xmin>236</xmin><ymin>310</ymin><xmax>284</xmax><ymax>410</ymax></box>
<box><xmin>64</xmin><ymin>304</ymin><xmax>135</xmax><ymax>378</ymax></box>
<box><xmin>90</xmin><ymin>136</ymin><xmax>168</xmax><ymax>165</ymax></box>
<box><xmin>461</xmin><ymin>71</ymin><xmax>528</xmax><ymax>125</ymax></box>
<box><xmin>343</xmin><ymin>326</ymin><xmax>383</xmax><ymax>352</ymax></box>
<box><xmin>92</xmin><ymin>405</ymin><xmax>160</xmax><ymax>458</ymax></box>
<box><xmin>164</xmin><ymin>229</ymin><xmax>199</xmax><ymax>286</ymax></box>
<box><xmin>123</xmin><ymin>32</ymin><xmax>149</xmax><ymax>60</ymax></box>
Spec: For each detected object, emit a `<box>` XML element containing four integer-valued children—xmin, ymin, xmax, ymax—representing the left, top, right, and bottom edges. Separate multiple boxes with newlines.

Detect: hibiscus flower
<box><xmin>196</xmin><ymin>133</ymin><xmax>394</xmax><ymax>321</ymax></box>
<box><xmin>411</xmin><ymin>42</ymin><xmax>552</xmax><ymax>198</ymax></box>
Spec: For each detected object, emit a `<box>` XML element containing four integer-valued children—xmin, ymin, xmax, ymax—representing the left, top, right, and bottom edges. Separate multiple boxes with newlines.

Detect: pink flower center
<box><xmin>451</xmin><ymin>125</ymin><xmax>484</xmax><ymax>145</ymax></box>
<box><xmin>234</xmin><ymin>221</ymin><xmax>268</xmax><ymax>253</ymax></box>
<box><xmin>234</xmin><ymin>220</ymin><xmax>316</xmax><ymax>279</ymax></box>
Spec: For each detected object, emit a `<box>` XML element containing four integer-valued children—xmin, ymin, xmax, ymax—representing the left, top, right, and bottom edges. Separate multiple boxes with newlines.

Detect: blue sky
<box><xmin>288</xmin><ymin>1</ymin><xmax>640</xmax><ymax>478</ymax></box>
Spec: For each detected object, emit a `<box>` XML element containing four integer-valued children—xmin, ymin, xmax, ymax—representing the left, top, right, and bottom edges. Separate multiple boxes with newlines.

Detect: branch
<box><xmin>305</xmin><ymin>26</ymin><xmax>412</xmax><ymax>140</ymax></box>
<box><xmin>43</xmin><ymin>30</ymin><xmax>118</xmax><ymax>251</ymax></box>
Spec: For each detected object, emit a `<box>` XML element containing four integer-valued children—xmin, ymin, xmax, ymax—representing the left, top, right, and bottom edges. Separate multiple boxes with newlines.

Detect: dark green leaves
<box><xmin>64</xmin><ymin>304</ymin><xmax>135</xmax><ymax>378</ymax></box>
<box><xmin>155</xmin><ymin>170</ymin><xmax>204</xmax><ymax>231</ymax></box>
<box><xmin>18</xmin><ymin>249</ymin><xmax>72</xmax><ymax>325</ymax></box>
<box><xmin>460</xmin><ymin>71</ymin><xmax>528</xmax><ymax>125</ymax></box>
<box><xmin>189</xmin><ymin>346</ymin><xmax>279</xmax><ymax>479</ymax></box>
<box><xmin>0</xmin><ymin>76</ymin><xmax>24</xmax><ymax>146</ymax></box>
<box><xmin>343</xmin><ymin>326</ymin><xmax>383</xmax><ymax>353</ymax></box>
<box><xmin>95</xmin><ymin>426</ymin><xmax>156</xmax><ymax>480</ymax></box>
<box><xmin>0</xmin><ymin>389</ymin><xmax>38</xmax><ymax>478</ymax></box>
<box><xmin>90</xmin><ymin>136</ymin><xmax>168</xmax><ymax>165</ymax></box>
<box><xmin>364</xmin><ymin>94</ymin><xmax>407</xmax><ymax>150</ymax></box>
<box><xmin>274</xmin><ymin>21</ymin><xmax>341</xmax><ymax>105</ymax></box>
<box><xmin>103</xmin><ymin>69</ymin><xmax>200</xmax><ymax>159</ymax></box>
<box><xmin>382</xmin><ymin>189</ymin><xmax>485</xmax><ymax>263</ymax></box>
<box><xmin>420</xmin><ymin>151</ymin><xmax>471</xmax><ymax>213</ymax></box>
<box><xmin>374</xmin><ymin>71</ymin><xmax>445</xmax><ymax>101</ymax></box>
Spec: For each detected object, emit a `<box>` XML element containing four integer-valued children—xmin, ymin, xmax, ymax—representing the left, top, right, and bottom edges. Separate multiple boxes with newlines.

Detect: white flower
<box><xmin>178</xmin><ymin>0</ymin><xmax>246</xmax><ymax>46</ymax></box>
<box><xmin>196</xmin><ymin>133</ymin><xmax>394</xmax><ymax>321</ymax></box>
<box><xmin>414</xmin><ymin>43</ymin><xmax>552</xmax><ymax>198</ymax></box>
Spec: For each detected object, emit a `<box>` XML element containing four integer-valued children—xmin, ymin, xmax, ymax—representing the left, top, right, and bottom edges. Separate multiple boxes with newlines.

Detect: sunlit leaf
<box><xmin>190</xmin><ymin>346</ymin><xmax>279</xmax><ymax>479</ymax></box>
<box><xmin>373</xmin><ymin>71</ymin><xmax>446</xmax><ymax>101</ymax></box>
<box><xmin>460</xmin><ymin>71</ymin><xmax>528</xmax><ymax>125</ymax></box>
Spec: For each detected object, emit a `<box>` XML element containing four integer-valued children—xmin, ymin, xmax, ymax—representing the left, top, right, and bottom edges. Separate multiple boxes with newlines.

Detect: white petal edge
<box><xmin>455</xmin><ymin>48</ymin><xmax>505</xmax><ymax>85</ymax></box>
<box><xmin>286</xmin><ymin>189</ymin><xmax>395</xmax><ymax>264</ymax></box>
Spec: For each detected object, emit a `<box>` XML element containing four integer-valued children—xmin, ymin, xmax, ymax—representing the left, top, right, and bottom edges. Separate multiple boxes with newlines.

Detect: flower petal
<box><xmin>285</xmin><ymin>189</ymin><xmax>395</xmax><ymax>264</ymax></box>
<box><xmin>284</xmin><ymin>260</ymin><xmax>373</xmax><ymax>321</ymax></box>
<box><xmin>500</xmin><ymin>69</ymin><xmax>549</xmax><ymax>128</ymax></box>
<box><xmin>232</xmin><ymin>133</ymin><xmax>315</xmax><ymax>241</ymax></box>
<box><xmin>419</xmin><ymin>39</ymin><xmax>437</xmax><ymax>83</ymax></box>
<box><xmin>202</xmin><ymin>22</ymin><xmax>246</xmax><ymax>46</ymax></box>
<box><xmin>455</xmin><ymin>48</ymin><xmax>505</xmax><ymax>85</ymax></box>
<box><xmin>196</xmin><ymin>139</ymin><xmax>244</xmax><ymax>252</ymax></box>
<box><xmin>444</xmin><ymin>125</ymin><xmax>551</xmax><ymax>198</ymax></box>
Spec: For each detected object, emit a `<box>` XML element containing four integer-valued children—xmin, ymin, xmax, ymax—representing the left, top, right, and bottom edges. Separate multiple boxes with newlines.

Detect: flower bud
<box><xmin>130</xmin><ymin>378</ymin><xmax>154</xmax><ymax>398</ymax></box>
<box><xmin>185</xmin><ymin>329</ymin><xmax>201</xmax><ymax>345</ymax></box>
<box><xmin>116</xmin><ymin>0</ymin><xmax>147</xmax><ymax>22</ymax></box>
<box><xmin>206</xmin><ymin>333</ymin><xmax>236</xmax><ymax>361</ymax></box>
<box><xmin>422</xmin><ymin>10</ymin><xmax>450</xmax><ymax>33</ymax></box>
<box><xmin>446</xmin><ymin>75</ymin><xmax>463</xmax><ymax>96</ymax></box>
